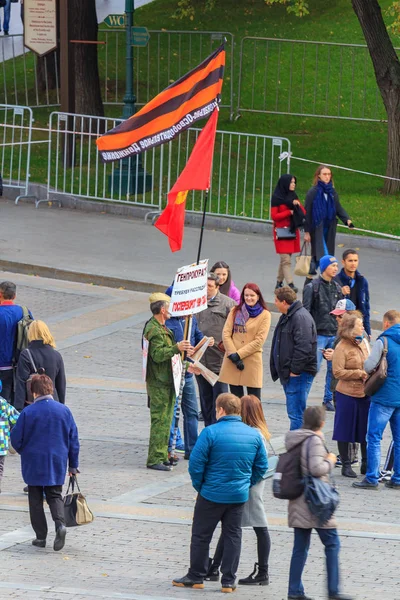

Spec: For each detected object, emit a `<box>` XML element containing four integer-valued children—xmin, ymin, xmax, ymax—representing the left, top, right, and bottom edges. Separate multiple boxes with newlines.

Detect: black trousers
<box><xmin>0</xmin><ymin>369</ymin><xmax>14</xmax><ymax>405</ymax></box>
<box><xmin>229</xmin><ymin>385</ymin><xmax>261</xmax><ymax>401</ymax></box>
<box><xmin>188</xmin><ymin>495</ymin><xmax>244</xmax><ymax>586</ymax></box>
<box><xmin>196</xmin><ymin>376</ymin><xmax>228</xmax><ymax>427</ymax></box>
<box><xmin>28</xmin><ymin>485</ymin><xmax>65</xmax><ymax>540</ymax></box>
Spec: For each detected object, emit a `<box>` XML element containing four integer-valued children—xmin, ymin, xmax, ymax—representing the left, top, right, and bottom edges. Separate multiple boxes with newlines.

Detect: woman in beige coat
<box><xmin>286</xmin><ymin>406</ymin><xmax>353</xmax><ymax>600</ymax></box>
<box><xmin>332</xmin><ymin>313</ymin><xmax>370</xmax><ymax>479</ymax></box>
<box><xmin>219</xmin><ymin>283</ymin><xmax>271</xmax><ymax>400</ymax></box>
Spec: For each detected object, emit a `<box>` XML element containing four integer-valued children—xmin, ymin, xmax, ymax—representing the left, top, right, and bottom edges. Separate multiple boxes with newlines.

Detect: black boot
<box><xmin>360</xmin><ymin>442</ymin><xmax>367</xmax><ymax>475</ymax></box>
<box><xmin>275</xmin><ymin>281</ymin><xmax>283</xmax><ymax>290</ymax></box>
<box><xmin>238</xmin><ymin>562</ymin><xmax>269</xmax><ymax>586</ymax></box>
<box><xmin>205</xmin><ymin>558</ymin><xmax>220</xmax><ymax>582</ymax></box>
<box><xmin>338</xmin><ymin>442</ymin><xmax>357</xmax><ymax>478</ymax></box>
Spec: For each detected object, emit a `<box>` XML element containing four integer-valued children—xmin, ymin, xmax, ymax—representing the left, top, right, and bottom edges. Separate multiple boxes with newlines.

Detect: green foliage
<box><xmin>264</xmin><ymin>0</ymin><xmax>309</xmax><ymax>18</ymax></box>
<box><xmin>387</xmin><ymin>1</ymin><xmax>400</xmax><ymax>35</ymax></box>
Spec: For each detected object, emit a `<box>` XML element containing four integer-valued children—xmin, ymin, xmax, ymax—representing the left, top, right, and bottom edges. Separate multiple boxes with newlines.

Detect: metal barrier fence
<box><xmin>47</xmin><ymin>111</ymin><xmax>290</xmax><ymax>221</ymax></box>
<box><xmin>0</xmin><ymin>30</ymin><xmax>234</xmax><ymax>118</ymax></box>
<box><xmin>0</xmin><ymin>103</ymin><xmax>35</xmax><ymax>202</ymax></box>
<box><xmin>98</xmin><ymin>29</ymin><xmax>235</xmax><ymax>119</ymax></box>
<box><xmin>236</xmin><ymin>37</ymin><xmax>393</xmax><ymax>122</ymax></box>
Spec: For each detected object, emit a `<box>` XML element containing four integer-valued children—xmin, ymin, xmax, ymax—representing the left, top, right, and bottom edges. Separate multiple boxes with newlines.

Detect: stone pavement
<box><xmin>0</xmin><ymin>271</ymin><xmax>397</xmax><ymax>600</ymax></box>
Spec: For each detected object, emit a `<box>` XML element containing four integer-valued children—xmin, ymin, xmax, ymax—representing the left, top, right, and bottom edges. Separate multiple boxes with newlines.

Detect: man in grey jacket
<box><xmin>196</xmin><ymin>274</ymin><xmax>235</xmax><ymax>427</ymax></box>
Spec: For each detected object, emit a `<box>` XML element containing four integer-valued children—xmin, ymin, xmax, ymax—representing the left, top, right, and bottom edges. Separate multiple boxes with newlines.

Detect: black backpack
<box><xmin>272</xmin><ymin>436</ymin><xmax>315</xmax><ymax>500</ymax></box>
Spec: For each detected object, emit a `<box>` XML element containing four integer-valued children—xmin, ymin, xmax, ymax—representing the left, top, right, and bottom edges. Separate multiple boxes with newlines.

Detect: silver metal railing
<box><xmin>236</xmin><ymin>37</ymin><xmax>392</xmax><ymax>122</ymax></box>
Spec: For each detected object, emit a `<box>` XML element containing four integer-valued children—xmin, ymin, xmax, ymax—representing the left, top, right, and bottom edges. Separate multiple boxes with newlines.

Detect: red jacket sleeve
<box><xmin>271</xmin><ymin>205</ymin><xmax>292</xmax><ymax>224</ymax></box>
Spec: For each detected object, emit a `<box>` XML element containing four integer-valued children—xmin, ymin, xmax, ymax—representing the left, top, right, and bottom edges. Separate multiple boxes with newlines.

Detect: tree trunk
<box><xmin>69</xmin><ymin>0</ymin><xmax>104</xmax><ymax>118</ymax></box>
<box><xmin>36</xmin><ymin>50</ymin><xmax>59</xmax><ymax>93</ymax></box>
<box><xmin>352</xmin><ymin>0</ymin><xmax>400</xmax><ymax>193</ymax></box>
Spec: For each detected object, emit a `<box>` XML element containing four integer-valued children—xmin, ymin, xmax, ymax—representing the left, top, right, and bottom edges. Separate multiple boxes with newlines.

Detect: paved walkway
<box><xmin>0</xmin><ymin>199</ymin><xmax>398</xmax><ymax>325</ymax></box>
<box><xmin>0</xmin><ymin>270</ymin><xmax>396</xmax><ymax>600</ymax></box>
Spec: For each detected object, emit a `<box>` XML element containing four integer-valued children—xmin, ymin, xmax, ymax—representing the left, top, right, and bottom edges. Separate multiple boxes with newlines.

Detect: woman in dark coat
<box><xmin>271</xmin><ymin>174</ymin><xmax>306</xmax><ymax>294</ymax></box>
<box><xmin>15</xmin><ymin>320</ymin><xmax>66</xmax><ymax>411</ymax></box>
<box><xmin>304</xmin><ymin>165</ymin><xmax>353</xmax><ymax>280</ymax></box>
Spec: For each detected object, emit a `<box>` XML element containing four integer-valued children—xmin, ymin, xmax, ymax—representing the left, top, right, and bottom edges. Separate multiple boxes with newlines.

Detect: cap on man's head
<box><xmin>330</xmin><ymin>299</ymin><xmax>356</xmax><ymax>315</ymax></box>
<box><xmin>149</xmin><ymin>292</ymin><xmax>171</xmax><ymax>304</ymax></box>
<box><xmin>319</xmin><ymin>254</ymin><xmax>338</xmax><ymax>274</ymax></box>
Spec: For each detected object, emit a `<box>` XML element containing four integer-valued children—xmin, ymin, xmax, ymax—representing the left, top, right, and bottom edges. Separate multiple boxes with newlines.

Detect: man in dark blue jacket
<box><xmin>0</xmin><ymin>281</ymin><xmax>32</xmax><ymax>404</ymax></box>
<box><xmin>172</xmin><ymin>393</ymin><xmax>268</xmax><ymax>592</ymax></box>
<box><xmin>271</xmin><ymin>287</ymin><xmax>317</xmax><ymax>430</ymax></box>
<box><xmin>334</xmin><ymin>249</ymin><xmax>371</xmax><ymax>338</ymax></box>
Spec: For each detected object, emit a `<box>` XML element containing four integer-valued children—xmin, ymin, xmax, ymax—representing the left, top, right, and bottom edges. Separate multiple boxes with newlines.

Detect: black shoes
<box><xmin>238</xmin><ymin>562</ymin><xmax>269</xmax><ymax>586</ymax></box>
<box><xmin>32</xmin><ymin>538</ymin><xmax>46</xmax><ymax>548</ymax></box>
<box><xmin>172</xmin><ymin>575</ymin><xmax>204</xmax><ymax>589</ymax></box>
<box><xmin>165</xmin><ymin>455</ymin><xmax>179</xmax><ymax>466</ymax></box>
<box><xmin>288</xmin><ymin>283</ymin><xmax>298</xmax><ymax>293</ymax></box>
<box><xmin>385</xmin><ymin>479</ymin><xmax>400</xmax><ymax>489</ymax></box>
<box><xmin>360</xmin><ymin>460</ymin><xmax>367</xmax><ymax>475</ymax></box>
<box><xmin>275</xmin><ymin>281</ymin><xmax>283</xmax><ymax>289</ymax></box>
<box><xmin>288</xmin><ymin>595</ymin><xmax>314</xmax><ymax>599</ymax></box>
<box><xmin>147</xmin><ymin>463</ymin><xmax>172</xmax><ymax>471</ymax></box>
<box><xmin>329</xmin><ymin>594</ymin><xmax>355</xmax><ymax>599</ymax></box>
<box><xmin>53</xmin><ymin>525</ymin><xmax>67</xmax><ymax>551</ymax></box>
<box><xmin>205</xmin><ymin>558</ymin><xmax>220</xmax><ymax>581</ymax></box>
<box><xmin>352</xmin><ymin>478</ymin><xmax>379</xmax><ymax>490</ymax></box>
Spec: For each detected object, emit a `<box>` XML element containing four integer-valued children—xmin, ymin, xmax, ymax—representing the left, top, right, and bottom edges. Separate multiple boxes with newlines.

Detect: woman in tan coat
<box><xmin>286</xmin><ymin>406</ymin><xmax>353</xmax><ymax>600</ymax></box>
<box><xmin>332</xmin><ymin>313</ymin><xmax>370</xmax><ymax>479</ymax></box>
<box><xmin>219</xmin><ymin>283</ymin><xmax>270</xmax><ymax>400</ymax></box>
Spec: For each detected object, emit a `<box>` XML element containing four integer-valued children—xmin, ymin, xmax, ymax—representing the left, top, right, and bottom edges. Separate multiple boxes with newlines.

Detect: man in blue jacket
<box><xmin>334</xmin><ymin>249</ymin><xmax>371</xmax><ymax>338</ymax></box>
<box><xmin>172</xmin><ymin>393</ymin><xmax>268</xmax><ymax>592</ymax></box>
<box><xmin>353</xmin><ymin>310</ymin><xmax>400</xmax><ymax>490</ymax></box>
<box><xmin>165</xmin><ymin>285</ymin><xmax>205</xmax><ymax>459</ymax></box>
<box><xmin>11</xmin><ymin>374</ymin><xmax>79</xmax><ymax>551</ymax></box>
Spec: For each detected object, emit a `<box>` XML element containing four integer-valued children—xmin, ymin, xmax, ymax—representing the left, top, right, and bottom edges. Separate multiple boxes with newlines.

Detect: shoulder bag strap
<box><xmin>25</xmin><ymin>349</ymin><xmax>38</xmax><ymax>374</ymax></box>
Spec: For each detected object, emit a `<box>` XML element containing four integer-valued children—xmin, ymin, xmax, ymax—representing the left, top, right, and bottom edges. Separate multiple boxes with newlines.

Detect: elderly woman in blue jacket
<box><xmin>172</xmin><ymin>392</ymin><xmax>268</xmax><ymax>593</ymax></box>
<box><xmin>11</xmin><ymin>374</ymin><xmax>79</xmax><ymax>552</ymax></box>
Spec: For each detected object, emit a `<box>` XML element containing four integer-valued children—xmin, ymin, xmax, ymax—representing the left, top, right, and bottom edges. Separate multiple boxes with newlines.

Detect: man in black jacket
<box><xmin>303</xmin><ymin>255</ymin><xmax>343</xmax><ymax>412</ymax></box>
<box><xmin>270</xmin><ymin>287</ymin><xmax>317</xmax><ymax>430</ymax></box>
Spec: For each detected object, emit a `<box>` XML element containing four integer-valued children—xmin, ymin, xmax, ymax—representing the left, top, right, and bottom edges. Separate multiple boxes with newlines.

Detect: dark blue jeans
<box><xmin>283</xmin><ymin>372</ymin><xmax>314</xmax><ymax>430</ymax></box>
<box><xmin>196</xmin><ymin>375</ymin><xmax>228</xmax><ymax>427</ymax></box>
<box><xmin>366</xmin><ymin>402</ymin><xmax>400</xmax><ymax>485</ymax></box>
<box><xmin>0</xmin><ymin>0</ymin><xmax>10</xmax><ymax>33</ymax></box>
<box><xmin>288</xmin><ymin>527</ymin><xmax>340</xmax><ymax>597</ymax></box>
<box><xmin>169</xmin><ymin>376</ymin><xmax>199</xmax><ymax>454</ymax></box>
<box><xmin>316</xmin><ymin>334</ymin><xmax>336</xmax><ymax>404</ymax></box>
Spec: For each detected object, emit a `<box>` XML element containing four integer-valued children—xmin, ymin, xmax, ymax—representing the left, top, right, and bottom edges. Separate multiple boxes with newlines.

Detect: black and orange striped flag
<box><xmin>96</xmin><ymin>44</ymin><xmax>225</xmax><ymax>162</ymax></box>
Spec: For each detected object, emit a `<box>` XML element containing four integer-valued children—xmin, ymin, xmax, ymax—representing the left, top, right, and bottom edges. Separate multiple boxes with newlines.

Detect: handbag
<box><xmin>303</xmin><ymin>437</ymin><xmax>339</xmax><ymax>526</ymax></box>
<box><xmin>364</xmin><ymin>337</ymin><xmax>388</xmax><ymax>396</ymax></box>
<box><xmin>276</xmin><ymin>227</ymin><xmax>296</xmax><ymax>240</ymax></box>
<box><xmin>217</xmin><ymin>340</ymin><xmax>225</xmax><ymax>353</ymax></box>
<box><xmin>264</xmin><ymin>440</ymin><xmax>278</xmax><ymax>479</ymax></box>
<box><xmin>294</xmin><ymin>242</ymin><xmax>312</xmax><ymax>276</ymax></box>
<box><xmin>63</xmin><ymin>476</ymin><xmax>94</xmax><ymax>527</ymax></box>
<box><xmin>25</xmin><ymin>349</ymin><xmax>38</xmax><ymax>406</ymax></box>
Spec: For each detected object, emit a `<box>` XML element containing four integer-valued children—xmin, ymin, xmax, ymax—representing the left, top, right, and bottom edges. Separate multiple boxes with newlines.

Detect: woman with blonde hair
<box><xmin>15</xmin><ymin>320</ymin><xmax>66</xmax><ymax>411</ymax></box>
<box><xmin>207</xmin><ymin>395</ymin><xmax>271</xmax><ymax>586</ymax></box>
<box><xmin>332</xmin><ymin>313</ymin><xmax>370</xmax><ymax>478</ymax></box>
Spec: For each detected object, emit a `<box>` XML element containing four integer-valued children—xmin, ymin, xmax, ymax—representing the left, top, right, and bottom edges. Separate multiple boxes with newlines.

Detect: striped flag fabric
<box><xmin>96</xmin><ymin>44</ymin><xmax>225</xmax><ymax>162</ymax></box>
<box><xmin>154</xmin><ymin>108</ymin><xmax>219</xmax><ymax>252</ymax></box>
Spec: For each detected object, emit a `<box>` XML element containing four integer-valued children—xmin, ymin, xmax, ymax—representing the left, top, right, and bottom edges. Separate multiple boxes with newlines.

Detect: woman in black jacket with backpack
<box><xmin>15</xmin><ymin>320</ymin><xmax>66</xmax><ymax>411</ymax></box>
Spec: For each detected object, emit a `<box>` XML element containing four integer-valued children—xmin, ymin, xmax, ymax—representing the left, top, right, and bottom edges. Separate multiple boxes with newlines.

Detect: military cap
<box><xmin>149</xmin><ymin>292</ymin><xmax>171</xmax><ymax>303</ymax></box>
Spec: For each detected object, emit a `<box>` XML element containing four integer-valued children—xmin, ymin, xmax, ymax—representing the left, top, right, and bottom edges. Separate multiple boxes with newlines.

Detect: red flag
<box><xmin>155</xmin><ymin>108</ymin><xmax>219</xmax><ymax>252</ymax></box>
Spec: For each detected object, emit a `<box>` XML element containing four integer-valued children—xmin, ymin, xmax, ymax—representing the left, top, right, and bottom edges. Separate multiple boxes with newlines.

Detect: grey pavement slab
<box><xmin>1</xmin><ymin>200</ymin><xmax>398</xmax><ymax>324</ymax></box>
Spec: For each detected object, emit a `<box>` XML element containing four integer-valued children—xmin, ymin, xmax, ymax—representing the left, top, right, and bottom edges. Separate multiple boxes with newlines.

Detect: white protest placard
<box><xmin>169</xmin><ymin>259</ymin><xmax>208</xmax><ymax>317</ymax></box>
<box><xmin>142</xmin><ymin>337</ymin><xmax>149</xmax><ymax>382</ymax></box>
<box><xmin>171</xmin><ymin>354</ymin><xmax>183</xmax><ymax>396</ymax></box>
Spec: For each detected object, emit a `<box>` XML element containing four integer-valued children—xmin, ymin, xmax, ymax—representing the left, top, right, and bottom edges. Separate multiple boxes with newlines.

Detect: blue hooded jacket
<box><xmin>189</xmin><ymin>415</ymin><xmax>268</xmax><ymax>504</ymax></box>
<box><xmin>335</xmin><ymin>269</ymin><xmax>371</xmax><ymax>336</ymax></box>
<box><xmin>165</xmin><ymin>315</ymin><xmax>203</xmax><ymax>379</ymax></box>
<box><xmin>372</xmin><ymin>324</ymin><xmax>400</xmax><ymax>408</ymax></box>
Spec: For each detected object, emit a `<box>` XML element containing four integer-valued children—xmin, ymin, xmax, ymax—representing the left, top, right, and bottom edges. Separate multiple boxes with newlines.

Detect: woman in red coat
<box><xmin>271</xmin><ymin>174</ymin><xmax>306</xmax><ymax>293</ymax></box>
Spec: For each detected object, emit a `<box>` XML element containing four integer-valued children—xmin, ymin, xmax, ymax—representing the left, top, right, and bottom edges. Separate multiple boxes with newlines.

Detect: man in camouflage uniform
<box><xmin>144</xmin><ymin>293</ymin><xmax>191</xmax><ymax>472</ymax></box>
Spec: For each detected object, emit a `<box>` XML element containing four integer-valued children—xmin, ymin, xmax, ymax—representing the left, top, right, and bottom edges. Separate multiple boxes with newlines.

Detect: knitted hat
<box><xmin>319</xmin><ymin>254</ymin><xmax>338</xmax><ymax>274</ymax></box>
<box><xmin>330</xmin><ymin>299</ymin><xmax>356</xmax><ymax>315</ymax></box>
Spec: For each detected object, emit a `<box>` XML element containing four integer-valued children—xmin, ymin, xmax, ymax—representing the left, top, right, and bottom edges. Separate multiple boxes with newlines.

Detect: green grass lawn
<box><xmin>1</xmin><ymin>0</ymin><xmax>399</xmax><ymax>235</ymax></box>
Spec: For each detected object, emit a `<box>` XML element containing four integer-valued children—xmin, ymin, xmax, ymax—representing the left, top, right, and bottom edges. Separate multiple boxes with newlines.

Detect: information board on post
<box><xmin>169</xmin><ymin>260</ymin><xmax>208</xmax><ymax>317</ymax></box>
<box><xmin>24</xmin><ymin>0</ymin><xmax>57</xmax><ymax>57</ymax></box>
